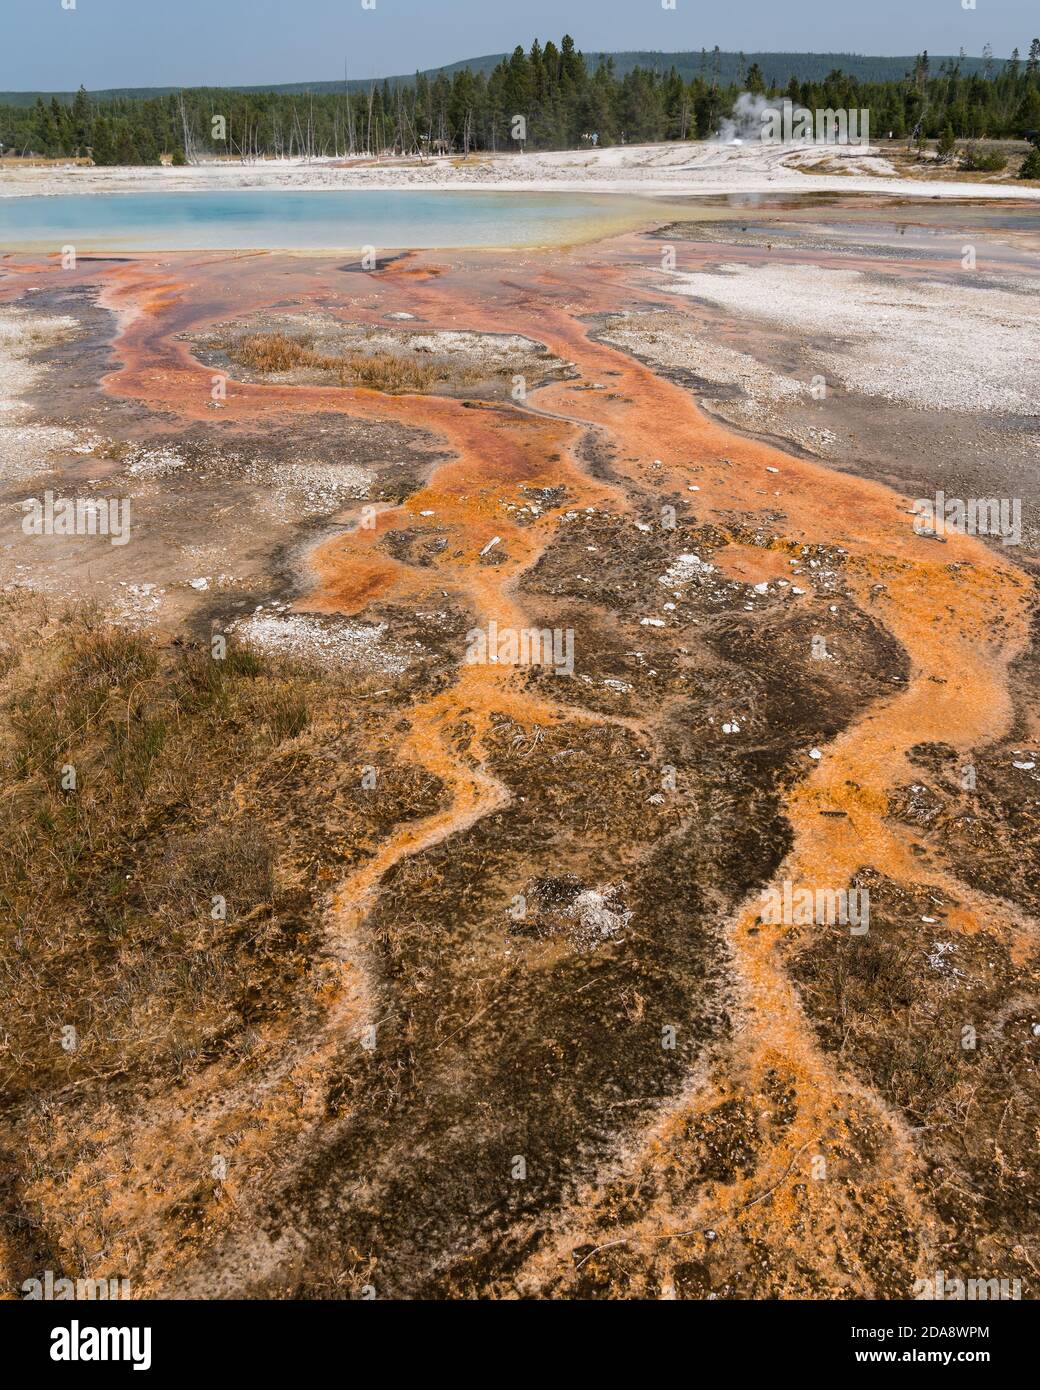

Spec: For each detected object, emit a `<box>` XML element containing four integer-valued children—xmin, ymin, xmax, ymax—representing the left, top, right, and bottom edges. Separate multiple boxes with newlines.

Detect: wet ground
<box><xmin>1</xmin><ymin>192</ymin><xmax>1038</xmax><ymax>1299</ymax></box>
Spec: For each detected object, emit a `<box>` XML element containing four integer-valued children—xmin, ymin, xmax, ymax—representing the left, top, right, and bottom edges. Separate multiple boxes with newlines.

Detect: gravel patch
<box><xmin>124</xmin><ymin>446</ymin><xmax>187</xmax><ymax>478</ymax></box>
<box><xmin>564</xmin><ymin>886</ymin><xmax>632</xmax><ymax>953</ymax></box>
<box><xmin>118</xmin><ymin>442</ymin><xmax>371</xmax><ymax>518</ymax></box>
<box><xmin>603</xmin><ymin>314</ymin><xmax>805</xmax><ymax>403</ymax></box>
<box><xmin>232</xmin><ymin>610</ymin><xmax>416</xmax><ymax>673</ymax></box>
<box><xmin>661</xmin><ymin>261</ymin><xmax>1040</xmax><ymax>414</ymax></box>
<box><xmin>0</xmin><ymin>308</ymin><xmax>83</xmax><ymax>482</ymax></box>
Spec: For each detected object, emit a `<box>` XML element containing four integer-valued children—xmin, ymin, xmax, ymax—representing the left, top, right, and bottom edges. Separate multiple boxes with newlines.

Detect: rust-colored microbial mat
<box><xmin>1</xmin><ymin>218</ymin><xmax>1037</xmax><ymax>1302</ymax></box>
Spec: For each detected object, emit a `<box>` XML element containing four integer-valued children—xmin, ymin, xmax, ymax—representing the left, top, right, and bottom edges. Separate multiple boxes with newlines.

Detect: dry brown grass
<box><xmin>236</xmin><ymin>331</ymin><xmax>439</xmax><ymax>392</ymax></box>
<box><xmin>237</xmin><ymin>331</ymin><xmax>312</xmax><ymax>372</ymax></box>
<box><xmin>0</xmin><ymin>595</ymin><xmax>452</xmax><ymax>1291</ymax></box>
<box><xmin>0</xmin><ymin>156</ymin><xmax>93</xmax><ymax>169</ymax></box>
<box><xmin>0</xmin><ymin>596</ymin><xmax>443</xmax><ymax>1104</ymax></box>
<box><xmin>0</xmin><ymin>604</ymin><xmax>318</xmax><ymax>1101</ymax></box>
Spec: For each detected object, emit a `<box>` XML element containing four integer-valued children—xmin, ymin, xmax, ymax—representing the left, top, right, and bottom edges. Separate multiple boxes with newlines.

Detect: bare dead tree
<box><xmin>178</xmin><ymin>94</ymin><xmax>198</xmax><ymax>164</ymax></box>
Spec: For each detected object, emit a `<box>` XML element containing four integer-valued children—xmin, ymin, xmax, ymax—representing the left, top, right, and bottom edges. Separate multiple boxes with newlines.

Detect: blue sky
<box><xmin>4</xmin><ymin>0</ymin><xmax>1036</xmax><ymax>91</ymax></box>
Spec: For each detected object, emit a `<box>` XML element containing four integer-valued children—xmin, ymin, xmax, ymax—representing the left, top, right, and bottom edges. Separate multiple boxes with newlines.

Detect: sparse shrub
<box><xmin>1020</xmin><ymin>146</ymin><xmax>1040</xmax><ymax>179</ymax></box>
<box><xmin>959</xmin><ymin>144</ymin><xmax>1008</xmax><ymax>172</ymax></box>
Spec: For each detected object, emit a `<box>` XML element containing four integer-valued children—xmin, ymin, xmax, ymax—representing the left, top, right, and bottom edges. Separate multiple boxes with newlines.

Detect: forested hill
<box><xmin>3</xmin><ymin>37</ymin><xmax>1039</xmax><ymax>166</ymax></box>
<box><xmin>0</xmin><ymin>50</ymin><xmax>1008</xmax><ymax>107</ymax></box>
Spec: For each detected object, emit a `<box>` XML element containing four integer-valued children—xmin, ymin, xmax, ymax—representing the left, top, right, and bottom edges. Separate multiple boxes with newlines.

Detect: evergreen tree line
<box><xmin>2</xmin><ymin>37</ymin><xmax>1040</xmax><ymax>166</ymax></box>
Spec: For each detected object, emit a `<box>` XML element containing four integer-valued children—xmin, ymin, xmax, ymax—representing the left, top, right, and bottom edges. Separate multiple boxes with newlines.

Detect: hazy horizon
<box><xmin>4</xmin><ymin>0</ymin><xmax>1035</xmax><ymax>92</ymax></box>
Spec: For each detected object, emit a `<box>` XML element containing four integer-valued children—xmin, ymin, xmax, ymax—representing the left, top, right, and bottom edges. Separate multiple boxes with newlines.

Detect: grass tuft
<box><xmin>236</xmin><ymin>331</ymin><xmax>440</xmax><ymax>392</ymax></box>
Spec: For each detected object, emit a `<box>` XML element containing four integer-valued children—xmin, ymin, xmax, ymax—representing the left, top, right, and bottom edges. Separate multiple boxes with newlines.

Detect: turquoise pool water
<box><xmin>0</xmin><ymin>188</ymin><xmax>668</xmax><ymax>251</ymax></box>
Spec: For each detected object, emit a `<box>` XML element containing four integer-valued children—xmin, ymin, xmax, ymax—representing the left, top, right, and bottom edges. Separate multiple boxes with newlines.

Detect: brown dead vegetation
<box><xmin>0</xmin><ymin>593</ymin><xmax>447</xmax><ymax>1291</ymax></box>
<box><xmin>235</xmin><ymin>331</ymin><xmax>442</xmax><ymax>392</ymax></box>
